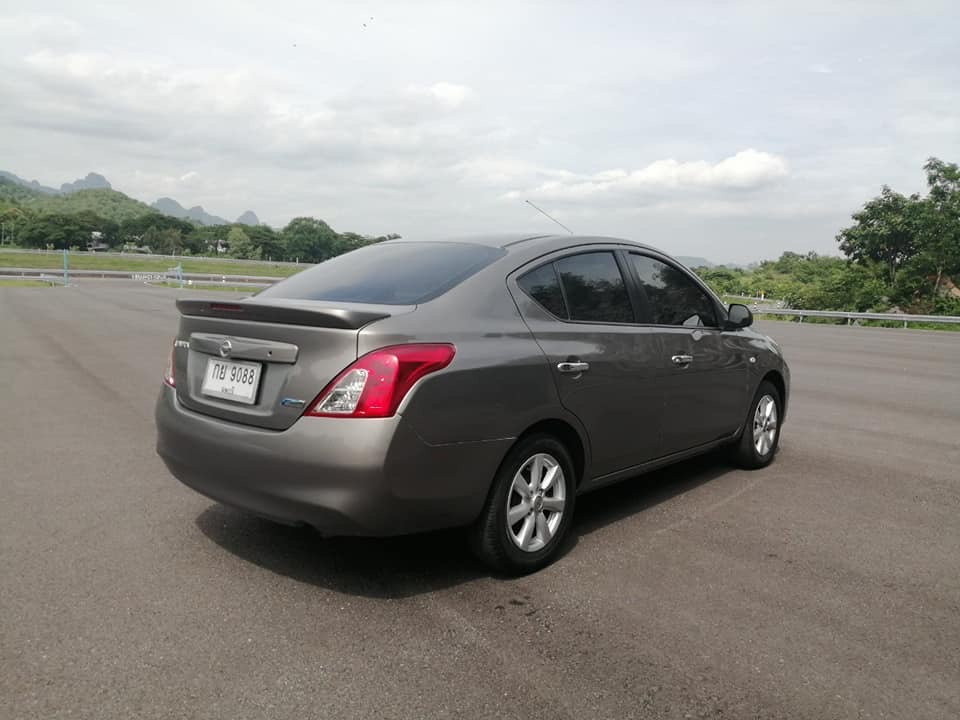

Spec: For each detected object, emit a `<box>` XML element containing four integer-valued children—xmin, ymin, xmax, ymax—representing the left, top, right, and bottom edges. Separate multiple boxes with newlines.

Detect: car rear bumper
<box><xmin>155</xmin><ymin>385</ymin><xmax>511</xmax><ymax>536</ymax></box>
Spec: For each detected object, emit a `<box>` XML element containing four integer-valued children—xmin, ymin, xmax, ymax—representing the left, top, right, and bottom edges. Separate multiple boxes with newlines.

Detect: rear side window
<box><xmin>630</xmin><ymin>254</ymin><xmax>718</xmax><ymax>327</ymax></box>
<box><xmin>518</xmin><ymin>251</ymin><xmax>634</xmax><ymax>324</ymax></box>
<box><xmin>517</xmin><ymin>264</ymin><xmax>566</xmax><ymax>318</ymax></box>
<box><xmin>257</xmin><ymin>242</ymin><xmax>504</xmax><ymax>305</ymax></box>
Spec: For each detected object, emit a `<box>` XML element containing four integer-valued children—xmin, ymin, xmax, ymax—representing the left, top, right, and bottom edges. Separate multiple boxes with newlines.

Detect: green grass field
<box><xmin>0</xmin><ymin>278</ymin><xmax>56</xmax><ymax>288</ymax></box>
<box><xmin>0</xmin><ymin>250</ymin><xmax>303</xmax><ymax>278</ymax></box>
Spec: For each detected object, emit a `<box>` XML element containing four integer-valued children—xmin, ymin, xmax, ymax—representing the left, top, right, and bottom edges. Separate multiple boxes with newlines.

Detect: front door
<box><xmin>626</xmin><ymin>253</ymin><xmax>749</xmax><ymax>456</ymax></box>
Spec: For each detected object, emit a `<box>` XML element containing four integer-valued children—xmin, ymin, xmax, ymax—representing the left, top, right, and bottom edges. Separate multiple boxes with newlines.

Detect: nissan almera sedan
<box><xmin>155</xmin><ymin>233</ymin><xmax>789</xmax><ymax>573</ymax></box>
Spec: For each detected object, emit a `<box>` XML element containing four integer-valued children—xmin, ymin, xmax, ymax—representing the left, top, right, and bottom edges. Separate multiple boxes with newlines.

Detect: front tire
<box><xmin>732</xmin><ymin>380</ymin><xmax>782</xmax><ymax>469</ymax></box>
<box><xmin>468</xmin><ymin>434</ymin><xmax>577</xmax><ymax>575</ymax></box>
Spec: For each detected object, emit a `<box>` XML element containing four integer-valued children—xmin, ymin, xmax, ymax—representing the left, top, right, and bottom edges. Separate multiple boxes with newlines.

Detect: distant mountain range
<box><xmin>676</xmin><ymin>256</ymin><xmax>713</xmax><ymax>269</ymax></box>
<box><xmin>0</xmin><ymin>170</ymin><xmax>260</xmax><ymax>226</ymax></box>
<box><xmin>676</xmin><ymin>256</ymin><xmax>751</xmax><ymax>270</ymax></box>
<box><xmin>151</xmin><ymin>197</ymin><xmax>228</xmax><ymax>226</ymax></box>
<box><xmin>61</xmin><ymin>172</ymin><xmax>112</xmax><ymax>193</ymax></box>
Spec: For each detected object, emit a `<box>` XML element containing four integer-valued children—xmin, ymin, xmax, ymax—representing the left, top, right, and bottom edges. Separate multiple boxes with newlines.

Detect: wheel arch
<box><xmin>760</xmin><ymin>369</ymin><xmax>787</xmax><ymax>422</ymax></box>
<box><xmin>510</xmin><ymin>418</ymin><xmax>589</xmax><ymax>488</ymax></box>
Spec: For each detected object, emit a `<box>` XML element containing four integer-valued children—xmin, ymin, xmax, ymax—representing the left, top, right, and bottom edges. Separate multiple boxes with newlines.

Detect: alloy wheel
<box><xmin>753</xmin><ymin>394</ymin><xmax>778</xmax><ymax>456</ymax></box>
<box><xmin>506</xmin><ymin>453</ymin><xmax>566</xmax><ymax>552</ymax></box>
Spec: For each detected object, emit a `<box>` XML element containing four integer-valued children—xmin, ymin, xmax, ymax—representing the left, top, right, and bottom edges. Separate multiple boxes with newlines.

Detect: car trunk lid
<box><xmin>173</xmin><ymin>298</ymin><xmax>412</xmax><ymax>430</ymax></box>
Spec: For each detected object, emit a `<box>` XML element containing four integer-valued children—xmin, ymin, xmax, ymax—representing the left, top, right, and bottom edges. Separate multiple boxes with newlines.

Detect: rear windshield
<box><xmin>257</xmin><ymin>241</ymin><xmax>505</xmax><ymax>305</ymax></box>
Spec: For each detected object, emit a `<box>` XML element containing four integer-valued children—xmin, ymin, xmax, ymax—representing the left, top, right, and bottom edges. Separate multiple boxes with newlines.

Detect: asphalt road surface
<box><xmin>2</xmin><ymin>281</ymin><xmax>958</xmax><ymax>720</ymax></box>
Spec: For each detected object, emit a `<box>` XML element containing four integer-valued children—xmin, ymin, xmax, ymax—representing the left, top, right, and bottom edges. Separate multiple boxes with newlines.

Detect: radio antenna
<box><xmin>525</xmin><ymin>199</ymin><xmax>573</xmax><ymax>235</ymax></box>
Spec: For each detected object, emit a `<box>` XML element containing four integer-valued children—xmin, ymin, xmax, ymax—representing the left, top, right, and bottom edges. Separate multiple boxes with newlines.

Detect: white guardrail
<box><xmin>36</xmin><ymin>274</ymin><xmax>73</xmax><ymax>286</ymax></box>
<box><xmin>751</xmin><ymin>306</ymin><xmax>960</xmax><ymax>326</ymax></box>
<box><xmin>0</xmin><ymin>267</ymin><xmax>275</xmax><ymax>286</ymax></box>
<box><xmin>0</xmin><ymin>247</ymin><xmax>302</xmax><ymax>267</ymax></box>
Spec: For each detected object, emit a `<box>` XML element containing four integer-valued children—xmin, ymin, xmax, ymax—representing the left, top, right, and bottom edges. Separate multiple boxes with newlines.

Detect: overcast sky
<box><xmin>1</xmin><ymin>1</ymin><xmax>958</xmax><ymax>263</ymax></box>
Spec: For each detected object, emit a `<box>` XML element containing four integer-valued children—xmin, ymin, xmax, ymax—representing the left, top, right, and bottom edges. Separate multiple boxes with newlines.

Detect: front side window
<box><xmin>630</xmin><ymin>254</ymin><xmax>718</xmax><ymax>327</ymax></box>
<box><xmin>554</xmin><ymin>252</ymin><xmax>634</xmax><ymax>323</ymax></box>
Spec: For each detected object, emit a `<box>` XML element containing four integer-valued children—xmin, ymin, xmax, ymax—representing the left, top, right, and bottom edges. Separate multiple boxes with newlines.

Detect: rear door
<box><xmin>510</xmin><ymin>249</ymin><xmax>662</xmax><ymax>477</ymax></box>
<box><xmin>625</xmin><ymin>253</ymin><xmax>749</xmax><ymax>455</ymax></box>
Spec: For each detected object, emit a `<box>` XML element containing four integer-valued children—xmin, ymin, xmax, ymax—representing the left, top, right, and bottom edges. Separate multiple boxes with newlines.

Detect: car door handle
<box><xmin>557</xmin><ymin>361</ymin><xmax>590</xmax><ymax>374</ymax></box>
<box><xmin>671</xmin><ymin>354</ymin><xmax>694</xmax><ymax>366</ymax></box>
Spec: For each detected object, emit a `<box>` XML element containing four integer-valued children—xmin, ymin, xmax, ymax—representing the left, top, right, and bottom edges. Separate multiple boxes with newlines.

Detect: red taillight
<box><xmin>163</xmin><ymin>346</ymin><xmax>176</xmax><ymax>388</ymax></box>
<box><xmin>306</xmin><ymin>344</ymin><xmax>455</xmax><ymax>418</ymax></box>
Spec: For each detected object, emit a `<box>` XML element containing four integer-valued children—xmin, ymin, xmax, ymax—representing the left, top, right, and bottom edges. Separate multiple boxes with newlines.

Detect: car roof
<box><xmin>389</xmin><ymin>232</ymin><xmax>663</xmax><ymax>255</ymax></box>
<box><xmin>387</xmin><ymin>232</ymin><xmax>556</xmax><ymax>248</ymax></box>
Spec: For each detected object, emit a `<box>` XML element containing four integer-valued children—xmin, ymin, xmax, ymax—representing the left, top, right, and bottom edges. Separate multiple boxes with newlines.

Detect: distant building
<box><xmin>87</xmin><ymin>231</ymin><xmax>109</xmax><ymax>252</ymax></box>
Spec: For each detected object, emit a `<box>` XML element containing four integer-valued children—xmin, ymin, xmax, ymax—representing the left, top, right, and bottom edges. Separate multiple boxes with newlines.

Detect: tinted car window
<box><xmin>554</xmin><ymin>252</ymin><xmax>634</xmax><ymax>323</ymax></box>
<box><xmin>257</xmin><ymin>242</ymin><xmax>504</xmax><ymax>305</ymax></box>
<box><xmin>630</xmin><ymin>254</ymin><xmax>718</xmax><ymax>327</ymax></box>
<box><xmin>518</xmin><ymin>263</ymin><xmax>567</xmax><ymax>318</ymax></box>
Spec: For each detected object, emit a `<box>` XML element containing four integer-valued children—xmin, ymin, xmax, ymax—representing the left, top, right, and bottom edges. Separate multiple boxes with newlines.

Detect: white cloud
<box><xmin>0</xmin><ymin>13</ymin><xmax>80</xmax><ymax>37</ymax></box>
<box><xmin>11</xmin><ymin>51</ymin><xmax>475</xmax><ymax>167</ymax></box>
<box><xmin>456</xmin><ymin>156</ymin><xmax>538</xmax><ymax>187</ymax></box>
<box><xmin>506</xmin><ymin>150</ymin><xmax>790</xmax><ymax>202</ymax></box>
<box><xmin>1</xmin><ymin>2</ymin><xmax>957</xmax><ymax>261</ymax></box>
<box><xmin>406</xmin><ymin>82</ymin><xmax>472</xmax><ymax>109</ymax></box>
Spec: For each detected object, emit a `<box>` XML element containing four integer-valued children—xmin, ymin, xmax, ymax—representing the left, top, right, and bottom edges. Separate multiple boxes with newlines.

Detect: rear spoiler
<box><xmin>176</xmin><ymin>300</ymin><xmax>391</xmax><ymax>330</ymax></box>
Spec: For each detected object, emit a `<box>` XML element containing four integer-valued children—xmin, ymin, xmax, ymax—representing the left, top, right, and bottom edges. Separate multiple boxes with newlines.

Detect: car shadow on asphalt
<box><xmin>570</xmin><ymin>452</ymin><xmax>734</xmax><ymax>539</ymax></box>
<box><xmin>194</xmin><ymin>451</ymin><xmax>735</xmax><ymax>599</ymax></box>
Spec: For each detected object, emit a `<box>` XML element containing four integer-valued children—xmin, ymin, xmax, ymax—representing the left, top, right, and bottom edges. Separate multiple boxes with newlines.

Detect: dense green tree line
<box><xmin>2</xmin><ymin>157</ymin><xmax>957</xmax><ymax>315</ymax></box>
<box><xmin>0</xmin><ymin>180</ymin><xmax>400</xmax><ymax>262</ymax></box>
<box><xmin>695</xmin><ymin>158</ymin><xmax>960</xmax><ymax>316</ymax></box>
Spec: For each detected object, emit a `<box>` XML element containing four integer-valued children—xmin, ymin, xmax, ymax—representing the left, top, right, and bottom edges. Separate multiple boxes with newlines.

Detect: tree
<box><xmin>184</xmin><ymin>224</ymin><xmax>229</xmax><ymax>255</ymax></box>
<box><xmin>17</xmin><ymin>212</ymin><xmax>107</xmax><ymax>249</ymax></box>
<box><xmin>142</xmin><ymin>227</ymin><xmax>183</xmax><ymax>255</ymax></box>
<box><xmin>915</xmin><ymin>158</ymin><xmax>960</xmax><ymax>295</ymax></box>
<box><xmin>245</xmin><ymin>224</ymin><xmax>285</xmax><ymax>260</ymax></box>
<box><xmin>0</xmin><ymin>206</ymin><xmax>27</xmax><ymax>245</ymax></box>
<box><xmin>226</xmin><ymin>226</ymin><xmax>261</xmax><ymax>259</ymax></box>
<box><xmin>118</xmin><ymin>214</ymin><xmax>194</xmax><ymax>249</ymax></box>
<box><xmin>837</xmin><ymin>186</ymin><xmax>921</xmax><ymax>284</ymax></box>
<box><xmin>695</xmin><ymin>266</ymin><xmax>744</xmax><ymax>296</ymax></box>
<box><xmin>836</xmin><ymin>157</ymin><xmax>960</xmax><ymax>310</ymax></box>
<box><xmin>282</xmin><ymin>217</ymin><xmax>339</xmax><ymax>262</ymax></box>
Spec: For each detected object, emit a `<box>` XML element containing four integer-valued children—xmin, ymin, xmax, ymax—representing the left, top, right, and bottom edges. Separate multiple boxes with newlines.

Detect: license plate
<box><xmin>201</xmin><ymin>358</ymin><xmax>262</xmax><ymax>405</ymax></box>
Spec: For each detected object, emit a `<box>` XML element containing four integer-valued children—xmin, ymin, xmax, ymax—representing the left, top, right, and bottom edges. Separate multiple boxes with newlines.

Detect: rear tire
<box><xmin>732</xmin><ymin>380</ymin><xmax>782</xmax><ymax>469</ymax></box>
<box><xmin>468</xmin><ymin>434</ymin><xmax>576</xmax><ymax>575</ymax></box>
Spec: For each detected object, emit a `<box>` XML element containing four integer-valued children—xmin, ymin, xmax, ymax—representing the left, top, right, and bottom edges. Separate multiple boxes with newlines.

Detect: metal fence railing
<box><xmin>752</xmin><ymin>307</ymin><xmax>960</xmax><ymax>327</ymax></box>
<box><xmin>0</xmin><ymin>247</ymin><xmax>303</xmax><ymax>266</ymax></box>
<box><xmin>0</xmin><ymin>267</ymin><xmax>275</xmax><ymax>285</ymax></box>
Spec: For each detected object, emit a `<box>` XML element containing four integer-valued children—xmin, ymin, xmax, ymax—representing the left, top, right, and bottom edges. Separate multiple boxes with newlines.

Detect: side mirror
<box><xmin>725</xmin><ymin>303</ymin><xmax>753</xmax><ymax>330</ymax></box>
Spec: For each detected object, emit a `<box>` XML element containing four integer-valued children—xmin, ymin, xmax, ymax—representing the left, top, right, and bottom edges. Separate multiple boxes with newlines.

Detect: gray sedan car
<box><xmin>156</xmin><ymin>233</ymin><xmax>789</xmax><ymax>573</ymax></box>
